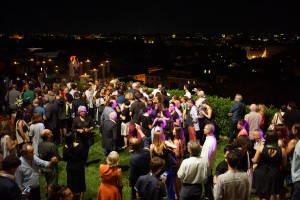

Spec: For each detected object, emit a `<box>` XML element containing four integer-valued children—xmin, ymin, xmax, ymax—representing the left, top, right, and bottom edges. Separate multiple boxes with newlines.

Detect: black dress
<box><xmin>253</xmin><ymin>146</ymin><xmax>282</xmax><ymax>196</ymax></box>
<box><xmin>63</xmin><ymin>143</ymin><xmax>86</xmax><ymax>194</ymax></box>
<box><xmin>71</xmin><ymin>116</ymin><xmax>94</xmax><ymax>162</ymax></box>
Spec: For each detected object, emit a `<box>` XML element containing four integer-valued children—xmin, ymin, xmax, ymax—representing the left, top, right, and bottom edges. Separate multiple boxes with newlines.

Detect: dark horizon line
<box><xmin>3</xmin><ymin>30</ymin><xmax>300</xmax><ymax>36</ymax></box>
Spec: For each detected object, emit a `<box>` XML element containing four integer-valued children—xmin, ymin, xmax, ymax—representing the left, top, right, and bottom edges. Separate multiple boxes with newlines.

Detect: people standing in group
<box><xmin>63</xmin><ymin>132</ymin><xmax>86</xmax><ymax>200</ymax></box>
<box><xmin>228</xmin><ymin>94</ymin><xmax>246</xmax><ymax>143</ymax></box>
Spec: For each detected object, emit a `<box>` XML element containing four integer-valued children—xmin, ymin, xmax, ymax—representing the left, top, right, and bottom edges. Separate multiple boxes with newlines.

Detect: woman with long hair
<box><xmin>150</xmin><ymin>130</ymin><xmax>176</xmax><ymax>200</ymax></box>
<box><xmin>14</xmin><ymin>109</ymin><xmax>29</xmax><ymax>152</ymax></box>
<box><xmin>29</xmin><ymin>112</ymin><xmax>45</xmax><ymax>155</ymax></box>
<box><xmin>275</xmin><ymin>124</ymin><xmax>289</xmax><ymax>148</ymax></box>
<box><xmin>170</xmin><ymin>126</ymin><xmax>185</xmax><ymax>199</ymax></box>
<box><xmin>0</xmin><ymin>120</ymin><xmax>17</xmax><ymax>158</ymax></box>
<box><xmin>63</xmin><ymin>132</ymin><xmax>86</xmax><ymax>200</ymax></box>
<box><xmin>258</xmin><ymin>104</ymin><xmax>267</xmax><ymax>131</ymax></box>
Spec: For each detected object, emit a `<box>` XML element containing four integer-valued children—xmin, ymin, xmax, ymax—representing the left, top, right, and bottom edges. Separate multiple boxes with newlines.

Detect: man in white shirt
<box><xmin>201</xmin><ymin>124</ymin><xmax>217</xmax><ymax>200</ymax></box>
<box><xmin>151</xmin><ymin>83</ymin><xmax>163</xmax><ymax>96</ymax></box>
<box><xmin>178</xmin><ymin>141</ymin><xmax>209</xmax><ymax>199</ymax></box>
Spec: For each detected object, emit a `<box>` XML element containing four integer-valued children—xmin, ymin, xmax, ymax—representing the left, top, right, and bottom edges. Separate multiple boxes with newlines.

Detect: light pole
<box><xmin>98</xmin><ymin>63</ymin><xmax>105</xmax><ymax>79</ymax></box>
<box><xmin>90</xmin><ymin>68</ymin><xmax>98</xmax><ymax>81</ymax></box>
<box><xmin>105</xmin><ymin>60</ymin><xmax>110</xmax><ymax>75</ymax></box>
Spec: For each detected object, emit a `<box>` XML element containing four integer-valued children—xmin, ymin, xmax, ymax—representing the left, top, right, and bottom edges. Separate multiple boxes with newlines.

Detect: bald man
<box><xmin>15</xmin><ymin>143</ymin><xmax>58</xmax><ymax>200</ymax></box>
<box><xmin>101</xmin><ymin>111</ymin><xmax>118</xmax><ymax>156</ymax></box>
<box><xmin>38</xmin><ymin>129</ymin><xmax>61</xmax><ymax>186</ymax></box>
<box><xmin>244</xmin><ymin>104</ymin><xmax>262</xmax><ymax>140</ymax></box>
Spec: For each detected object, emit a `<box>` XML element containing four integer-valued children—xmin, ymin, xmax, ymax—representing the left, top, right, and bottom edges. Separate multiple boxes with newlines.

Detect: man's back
<box><xmin>130</xmin><ymin>149</ymin><xmax>151</xmax><ymax>187</ymax></box>
<box><xmin>135</xmin><ymin>173</ymin><xmax>167</xmax><ymax>200</ymax></box>
<box><xmin>213</xmin><ymin>170</ymin><xmax>249</xmax><ymax>200</ymax></box>
<box><xmin>0</xmin><ymin>176</ymin><xmax>22</xmax><ymax>200</ymax></box>
<box><xmin>245</xmin><ymin>111</ymin><xmax>262</xmax><ymax>138</ymax></box>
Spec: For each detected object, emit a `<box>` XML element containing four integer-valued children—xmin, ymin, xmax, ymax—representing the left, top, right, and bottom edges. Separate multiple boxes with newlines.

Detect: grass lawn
<box><xmin>40</xmin><ymin>129</ymin><xmax>257</xmax><ymax>199</ymax></box>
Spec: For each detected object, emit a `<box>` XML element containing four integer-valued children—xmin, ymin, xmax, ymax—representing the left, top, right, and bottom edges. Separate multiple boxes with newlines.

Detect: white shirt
<box><xmin>184</xmin><ymin>91</ymin><xmax>191</xmax><ymax>99</ymax></box>
<box><xmin>151</xmin><ymin>88</ymin><xmax>161</xmax><ymax>96</ymax></box>
<box><xmin>177</xmin><ymin>156</ymin><xmax>209</xmax><ymax>184</ymax></box>
<box><xmin>201</xmin><ymin>135</ymin><xmax>217</xmax><ymax>170</ymax></box>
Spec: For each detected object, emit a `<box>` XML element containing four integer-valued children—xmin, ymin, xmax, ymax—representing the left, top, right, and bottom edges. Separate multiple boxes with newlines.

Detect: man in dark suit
<box><xmin>44</xmin><ymin>97</ymin><xmax>59</xmax><ymax>143</ymax></box>
<box><xmin>129</xmin><ymin>125</ymin><xmax>151</xmax><ymax>200</ymax></box>
<box><xmin>72</xmin><ymin>92</ymin><xmax>87</xmax><ymax>117</ymax></box>
<box><xmin>100</xmin><ymin>111</ymin><xmax>118</xmax><ymax>156</ymax></box>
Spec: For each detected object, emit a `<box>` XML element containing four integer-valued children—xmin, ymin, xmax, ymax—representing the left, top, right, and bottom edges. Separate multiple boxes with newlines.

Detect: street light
<box><xmin>98</xmin><ymin>63</ymin><xmax>105</xmax><ymax>79</ymax></box>
<box><xmin>105</xmin><ymin>60</ymin><xmax>110</xmax><ymax>74</ymax></box>
<box><xmin>90</xmin><ymin>68</ymin><xmax>98</xmax><ymax>81</ymax></box>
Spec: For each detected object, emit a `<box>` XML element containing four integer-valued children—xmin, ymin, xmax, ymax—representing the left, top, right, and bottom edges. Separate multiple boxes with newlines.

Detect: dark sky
<box><xmin>1</xmin><ymin>1</ymin><xmax>299</xmax><ymax>34</ymax></box>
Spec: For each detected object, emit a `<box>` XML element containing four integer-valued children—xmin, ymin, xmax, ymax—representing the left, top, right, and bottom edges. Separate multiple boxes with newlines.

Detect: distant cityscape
<box><xmin>1</xmin><ymin>32</ymin><xmax>300</xmax><ymax>107</ymax></box>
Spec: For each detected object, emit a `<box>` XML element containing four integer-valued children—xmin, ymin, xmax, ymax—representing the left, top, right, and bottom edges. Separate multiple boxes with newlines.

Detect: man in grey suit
<box><xmin>100</xmin><ymin>111</ymin><xmax>118</xmax><ymax>156</ymax></box>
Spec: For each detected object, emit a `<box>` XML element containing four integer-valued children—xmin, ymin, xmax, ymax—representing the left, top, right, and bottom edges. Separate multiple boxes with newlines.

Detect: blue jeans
<box><xmin>292</xmin><ymin>181</ymin><xmax>300</xmax><ymax>200</ymax></box>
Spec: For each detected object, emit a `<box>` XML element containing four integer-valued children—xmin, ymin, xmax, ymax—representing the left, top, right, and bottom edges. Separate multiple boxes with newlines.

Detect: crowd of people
<box><xmin>1</xmin><ymin>76</ymin><xmax>300</xmax><ymax>200</ymax></box>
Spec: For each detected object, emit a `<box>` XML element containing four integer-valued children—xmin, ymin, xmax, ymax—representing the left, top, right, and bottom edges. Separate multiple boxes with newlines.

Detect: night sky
<box><xmin>1</xmin><ymin>1</ymin><xmax>299</xmax><ymax>34</ymax></box>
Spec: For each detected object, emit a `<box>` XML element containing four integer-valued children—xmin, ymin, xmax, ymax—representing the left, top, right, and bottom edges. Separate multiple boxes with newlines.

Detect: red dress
<box><xmin>97</xmin><ymin>164</ymin><xmax>121</xmax><ymax>200</ymax></box>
